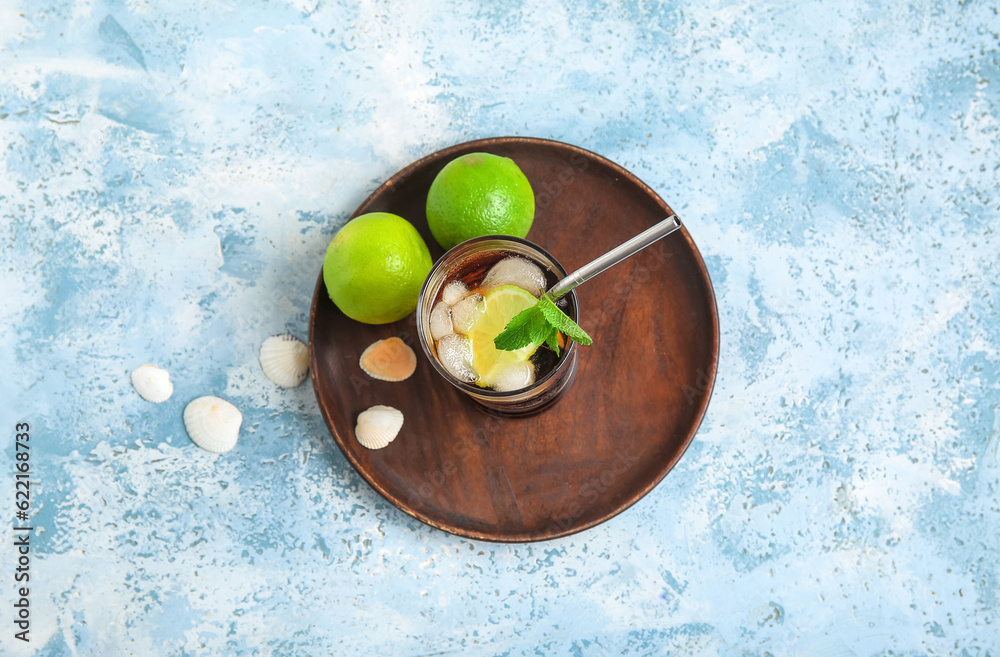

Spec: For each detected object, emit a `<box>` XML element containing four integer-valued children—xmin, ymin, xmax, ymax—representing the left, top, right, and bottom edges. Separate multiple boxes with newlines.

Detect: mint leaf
<box><xmin>544</xmin><ymin>327</ymin><xmax>561</xmax><ymax>356</ymax></box>
<box><xmin>493</xmin><ymin>304</ymin><xmax>549</xmax><ymax>351</ymax></box>
<box><xmin>495</xmin><ymin>295</ymin><xmax>593</xmax><ymax>353</ymax></box>
<box><xmin>537</xmin><ymin>295</ymin><xmax>593</xmax><ymax>345</ymax></box>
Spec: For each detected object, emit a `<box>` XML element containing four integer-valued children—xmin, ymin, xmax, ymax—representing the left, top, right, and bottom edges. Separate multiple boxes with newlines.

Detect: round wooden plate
<box><xmin>309</xmin><ymin>136</ymin><xmax>718</xmax><ymax>542</ymax></box>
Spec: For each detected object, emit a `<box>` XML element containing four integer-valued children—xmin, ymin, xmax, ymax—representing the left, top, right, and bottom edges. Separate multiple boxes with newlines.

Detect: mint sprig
<box><xmin>492</xmin><ymin>305</ymin><xmax>551</xmax><ymax>351</ymax></box>
<box><xmin>536</xmin><ymin>296</ymin><xmax>592</xmax><ymax>346</ymax></box>
<box><xmin>493</xmin><ymin>294</ymin><xmax>592</xmax><ymax>356</ymax></box>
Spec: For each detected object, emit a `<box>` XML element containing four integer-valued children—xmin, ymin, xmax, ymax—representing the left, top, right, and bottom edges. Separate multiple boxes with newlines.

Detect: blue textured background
<box><xmin>2</xmin><ymin>1</ymin><xmax>998</xmax><ymax>654</ymax></box>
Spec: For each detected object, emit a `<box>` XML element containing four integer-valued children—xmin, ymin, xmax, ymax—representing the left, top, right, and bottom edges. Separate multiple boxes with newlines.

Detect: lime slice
<box><xmin>468</xmin><ymin>285</ymin><xmax>538</xmax><ymax>388</ymax></box>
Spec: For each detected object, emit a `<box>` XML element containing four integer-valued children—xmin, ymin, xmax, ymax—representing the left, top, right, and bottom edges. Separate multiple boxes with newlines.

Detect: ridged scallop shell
<box><xmin>130</xmin><ymin>364</ymin><xmax>173</xmax><ymax>403</ymax></box>
<box><xmin>259</xmin><ymin>333</ymin><xmax>309</xmax><ymax>387</ymax></box>
<box><xmin>359</xmin><ymin>337</ymin><xmax>417</xmax><ymax>382</ymax></box>
<box><xmin>183</xmin><ymin>396</ymin><xmax>243</xmax><ymax>453</ymax></box>
<box><xmin>355</xmin><ymin>405</ymin><xmax>403</xmax><ymax>449</ymax></box>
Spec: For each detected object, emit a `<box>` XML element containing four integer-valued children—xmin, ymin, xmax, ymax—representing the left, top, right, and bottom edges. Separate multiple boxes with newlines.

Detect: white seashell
<box><xmin>259</xmin><ymin>333</ymin><xmax>309</xmax><ymax>387</ymax></box>
<box><xmin>482</xmin><ymin>256</ymin><xmax>546</xmax><ymax>297</ymax></box>
<box><xmin>130</xmin><ymin>364</ymin><xmax>174</xmax><ymax>403</ymax></box>
<box><xmin>183</xmin><ymin>396</ymin><xmax>243</xmax><ymax>453</ymax></box>
<box><xmin>359</xmin><ymin>337</ymin><xmax>417</xmax><ymax>382</ymax></box>
<box><xmin>450</xmin><ymin>293</ymin><xmax>485</xmax><ymax>336</ymax></box>
<box><xmin>429</xmin><ymin>301</ymin><xmax>454</xmax><ymax>341</ymax></box>
<box><xmin>355</xmin><ymin>405</ymin><xmax>404</xmax><ymax>450</ymax></box>
<box><xmin>442</xmin><ymin>280</ymin><xmax>469</xmax><ymax>306</ymax></box>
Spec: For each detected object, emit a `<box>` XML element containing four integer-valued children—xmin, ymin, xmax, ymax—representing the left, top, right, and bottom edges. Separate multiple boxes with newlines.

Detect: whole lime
<box><xmin>322</xmin><ymin>212</ymin><xmax>432</xmax><ymax>324</ymax></box>
<box><xmin>426</xmin><ymin>152</ymin><xmax>535</xmax><ymax>250</ymax></box>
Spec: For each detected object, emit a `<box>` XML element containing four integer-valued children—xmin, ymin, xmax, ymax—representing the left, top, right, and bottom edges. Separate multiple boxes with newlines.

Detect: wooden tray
<box><xmin>309</xmin><ymin>136</ymin><xmax>718</xmax><ymax>542</ymax></box>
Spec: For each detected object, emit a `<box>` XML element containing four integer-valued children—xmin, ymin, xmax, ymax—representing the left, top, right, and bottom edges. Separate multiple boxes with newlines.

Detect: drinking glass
<box><xmin>416</xmin><ymin>235</ymin><xmax>580</xmax><ymax>416</ymax></box>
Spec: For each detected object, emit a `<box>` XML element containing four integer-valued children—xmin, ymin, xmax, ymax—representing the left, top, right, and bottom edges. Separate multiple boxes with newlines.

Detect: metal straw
<box><xmin>546</xmin><ymin>215</ymin><xmax>682</xmax><ymax>300</ymax></box>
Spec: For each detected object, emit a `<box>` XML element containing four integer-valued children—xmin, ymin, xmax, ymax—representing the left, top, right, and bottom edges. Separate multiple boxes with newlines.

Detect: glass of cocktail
<box><xmin>416</xmin><ymin>236</ymin><xmax>579</xmax><ymax>416</ymax></box>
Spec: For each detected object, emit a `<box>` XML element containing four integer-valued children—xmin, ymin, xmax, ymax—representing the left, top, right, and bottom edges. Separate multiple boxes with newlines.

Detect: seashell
<box><xmin>355</xmin><ymin>405</ymin><xmax>404</xmax><ymax>449</ymax></box>
<box><xmin>442</xmin><ymin>280</ymin><xmax>469</xmax><ymax>306</ymax></box>
<box><xmin>359</xmin><ymin>337</ymin><xmax>417</xmax><ymax>382</ymax></box>
<box><xmin>130</xmin><ymin>364</ymin><xmax>173</xmax><ymax>403</ymax></box>
<box><xmin>429</xmin><ymin>301</ymin><xmax>454</xmax><ymax>341</ymax></box>
<box><xmin>259</xmin><ymin>333</ymin><xmax>309</xmax><ymax>387</ymax></box>
<box><xmin>183</xmin><ymin>396</ymin><xmax>243</xmax><ymax>453</ymax></box>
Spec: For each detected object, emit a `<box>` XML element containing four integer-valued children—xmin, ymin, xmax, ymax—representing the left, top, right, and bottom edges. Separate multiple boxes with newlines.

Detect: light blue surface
<box><xmin>2</xmin><ymin>1</ymin><xmax>998</xmax><ymax>654</ymax></box>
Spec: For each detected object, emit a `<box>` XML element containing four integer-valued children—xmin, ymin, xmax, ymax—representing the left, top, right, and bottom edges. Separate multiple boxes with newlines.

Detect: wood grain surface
<box><xmin>308</xmin><ymin>136</ymin><xmax>719</xmax><ymax>542</ymax></box>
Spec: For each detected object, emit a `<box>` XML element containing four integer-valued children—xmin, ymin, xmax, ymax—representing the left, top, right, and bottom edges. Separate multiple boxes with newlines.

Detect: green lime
<box><xmin>426</xmin><ymin>152</ymin><xmax>535</xmax><ymax>250</ymax></box>
<box><xmin>468</xmin><ymin>285</ymin><xmax>538</xmax><ymax>387</ymax></box>
<box><xmin>322</xmin><ymin>212</ymin><xmax>432</xmax><ymax>324</ymax></box>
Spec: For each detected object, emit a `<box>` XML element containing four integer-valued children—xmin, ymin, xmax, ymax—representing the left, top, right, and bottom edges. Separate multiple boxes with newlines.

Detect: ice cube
<box><xmin>429</xmin><ymin>302</ymin><xmax>454</xmax><ymax>340</ymax></box>
<box><xmin>482</xmin><ymin>257</ymin><xmax>546</xmax><ymax>297</ymax></box>
<box><xmin>442</xmin><ymin>281</ymin><xmax>468</xmax><ymax>306</ymax></box>
<box><xmin>435</xmin><ymin>333</ymin><xmax>477</xmax><ymax>382</ymax></box>
<box><xmin>450</xmin><ymin>293</ymin><xmax>485</xmax><ymax>336</ymax></box>
<box><xmin>490</xmin><ymin>361</ymin><xmax>535</xmax><ymax>392</ymax></box>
